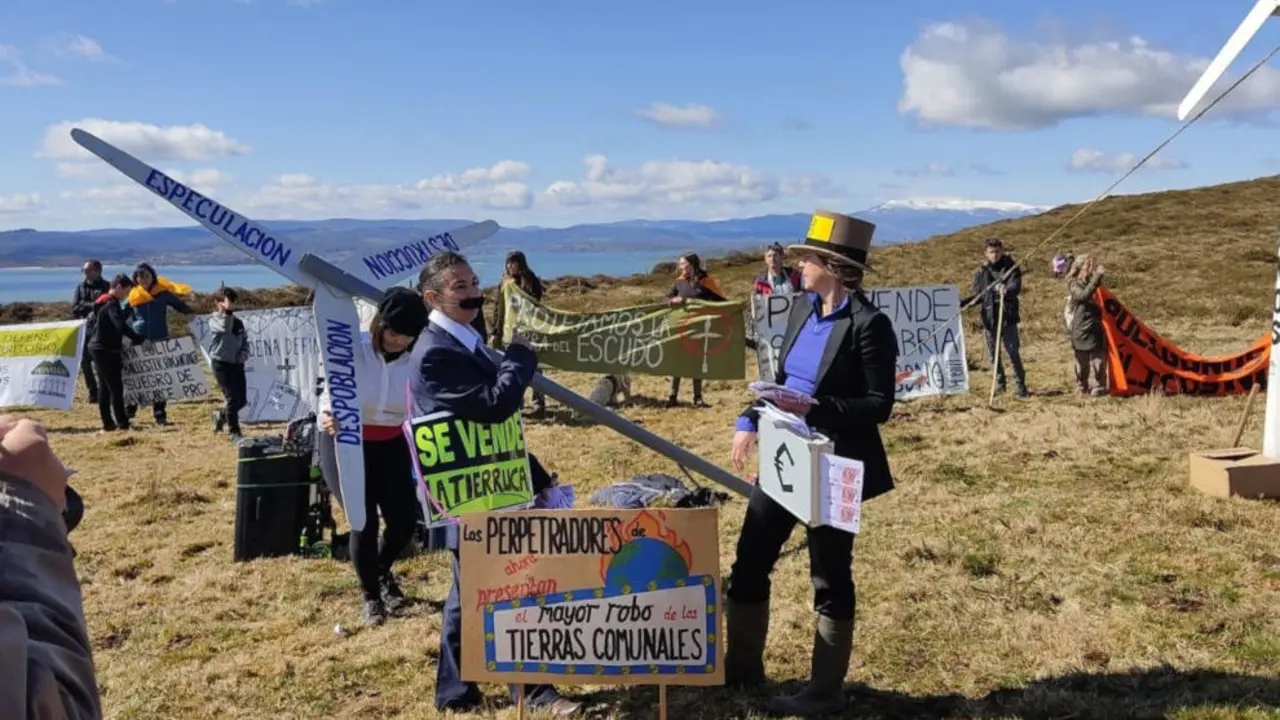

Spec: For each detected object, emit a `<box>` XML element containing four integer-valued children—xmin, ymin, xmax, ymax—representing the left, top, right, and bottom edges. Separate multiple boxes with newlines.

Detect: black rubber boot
<box><xmin>767</xmin><ymin>615</ymin><xmax>852</xmax><ymax>717</ymax></box>
<box><xmin>723</xmin><ymin>597</ymin><xmax>769</xmax><ymax>688</ymax></box>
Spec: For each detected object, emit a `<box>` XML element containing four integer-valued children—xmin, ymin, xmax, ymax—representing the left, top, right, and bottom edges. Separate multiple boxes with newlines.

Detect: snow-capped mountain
<box><xmin>0</xmin><ymin>198</ymin><xmax>1048</xmax><ymax>267</ymax></box>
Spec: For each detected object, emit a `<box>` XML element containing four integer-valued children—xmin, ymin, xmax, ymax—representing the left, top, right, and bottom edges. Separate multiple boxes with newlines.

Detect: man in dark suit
<box><xmin>410</xmin><ymin>251</ymin><xmax>580</xmax><ymax>717</ymax></box>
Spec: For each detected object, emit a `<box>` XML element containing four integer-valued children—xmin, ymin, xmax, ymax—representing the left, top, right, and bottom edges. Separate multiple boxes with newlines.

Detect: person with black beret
<box><xmin>318</xmin><ymin>286</ymin><xmax>429</xmax><ymax>626</ymax></box>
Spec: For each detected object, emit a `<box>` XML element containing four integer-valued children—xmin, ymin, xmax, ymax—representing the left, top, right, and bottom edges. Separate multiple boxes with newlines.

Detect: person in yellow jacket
<box><xmin>491</xmin><ymin>250</ymin><xmax>547</xmax><ymax>417</ymax></box>
<box><xmin>124</xmin><ymin>262</ymin><xmax>194</xmax><ymax>426</ymax></box>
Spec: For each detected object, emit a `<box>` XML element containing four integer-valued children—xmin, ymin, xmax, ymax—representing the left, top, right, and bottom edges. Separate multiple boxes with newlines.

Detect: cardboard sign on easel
<box><xmin>459</xmin><ymin>508</ymin><xmax>723</xmax><ymax>719</ymax></box>
<box><xmin>756</xmin><ymin>404</ymin><xmax>866</xmax><ymax>533</ymax></box>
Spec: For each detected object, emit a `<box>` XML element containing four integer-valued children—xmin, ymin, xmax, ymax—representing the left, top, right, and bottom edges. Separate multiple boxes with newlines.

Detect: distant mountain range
<box><xmin>0</xmin><ymin>198</ymin><xmax>1049</xmax><ymax>268</ymax></box>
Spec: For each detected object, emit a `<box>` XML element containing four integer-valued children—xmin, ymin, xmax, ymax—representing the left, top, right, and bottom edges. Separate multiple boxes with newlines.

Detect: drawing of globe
<box><xmin>604</xmin><ymin>538</ymin><xmax>690</xmax><ymax>588</ymax></box>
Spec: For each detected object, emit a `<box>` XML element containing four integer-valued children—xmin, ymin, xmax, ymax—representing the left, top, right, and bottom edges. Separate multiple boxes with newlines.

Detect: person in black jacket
<box><xmin>409</xmin><ymin>251</ymin><xmax>580</xmax><ymax>717</ymax></box>
<box><xmin>970</xmin><ymin>238</ymin><xmax>1027</xmax><ymax>397</ymax></box>
<box><xmin>86</xmin><ymin>275</ymin><xmax>145</xmax><ymax>433</ymax></box>
<box><xmin>70</xmin><ymin>260</ymin><xmax>109</xmax><ymax>403</ymax></box>
<box><xmin>723</xmin><ymin>210</ymin><xmax>898</xmax><ymax>717</ymax></box>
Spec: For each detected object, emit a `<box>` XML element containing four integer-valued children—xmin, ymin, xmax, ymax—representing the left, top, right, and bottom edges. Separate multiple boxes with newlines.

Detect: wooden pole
<box><xmin>1231</xmin><ymin>383</ymin><xmax>1262</xmax><ymax>448</ymax></box>
<box><xmin>988</xmin><ymin>289</ymin><xmax>1006</xmax><ymax>407</ymax></box>
<box><xmin>516</xmin><ymin>685</ymin><xmax>525</xmax><ymax>720</ymax></box>
<box><xmin>658</xmin><ymin>685</ymin><xmax>668</xmax><ymax>720</ymax></box>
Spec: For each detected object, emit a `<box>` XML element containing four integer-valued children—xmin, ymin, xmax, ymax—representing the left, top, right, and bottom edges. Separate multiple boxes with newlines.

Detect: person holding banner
<box><xmin>665</xmin><ymin>252</ymin><xmax>724</xmax><ymax>408</ymax></box>
<box><xmin>318</xmin><ymin>287</ymin><xmax>427</xmax><ymax>627</ymax></box>
<box><xmin>491</xmin><ymin>250</ymin><xmax>547</xmax><ymax>418</ymax></box>
<box><xmin>724</xmin><ymin>210</ymin><xmax>898</xmax><ymax>717</ymax></box>
<box><xmin>124</xmin><ymin>262</ymin><xmax>195</xmax><ymax>425</ymax></box>
<box><xmin>410</xmin><ymin>251</ymin><xmax>580</xmax><ymax>716</ymax></box>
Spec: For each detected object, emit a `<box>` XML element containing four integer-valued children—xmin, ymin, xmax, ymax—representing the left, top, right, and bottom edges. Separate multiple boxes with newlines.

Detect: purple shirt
<box><xmin>736</xmin><ymin>292</ymin><xmax>850</xmax><ymax>433</ymax></box>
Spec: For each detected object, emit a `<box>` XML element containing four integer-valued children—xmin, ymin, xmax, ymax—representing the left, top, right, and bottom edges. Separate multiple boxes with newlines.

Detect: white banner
<box><xmin>751</xmin><ymin>286</ymin><xmax>970</xmax><ymax>400</ymax></box>
<box><xmin>191</xmin><ymin>306</ymin><xmax>323</xmax><ymax>423</ymax></box>
<box><xmin>122</xmin><ymin>337</ymin><xmax>210</xmax><ymax>405</ymax></box>
<box><xmin>0</xmin><ymin>320</ymin><xmax>86</xmax><ymax>411</ymax></box>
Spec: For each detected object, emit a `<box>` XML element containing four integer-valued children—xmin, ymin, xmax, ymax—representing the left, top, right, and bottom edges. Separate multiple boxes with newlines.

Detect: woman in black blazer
<box><xmin>724</xmin><ymin>210</ymin><xmax>899</xmax><ymax>717</ymax></box>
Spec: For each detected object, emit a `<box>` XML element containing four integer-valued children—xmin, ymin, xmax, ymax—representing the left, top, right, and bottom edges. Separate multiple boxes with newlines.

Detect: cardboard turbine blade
<box><xmin>1177</xmin><ymin>0</ymin><xmax>1280</xmax><ymax>121</ymax></box>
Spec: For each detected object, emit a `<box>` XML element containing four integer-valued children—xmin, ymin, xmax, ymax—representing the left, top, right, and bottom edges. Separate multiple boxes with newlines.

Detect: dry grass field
<box><xmin>5</xmin><ymin>176</ymin><xmax>1280</xmax><ymax>719</ymax></box>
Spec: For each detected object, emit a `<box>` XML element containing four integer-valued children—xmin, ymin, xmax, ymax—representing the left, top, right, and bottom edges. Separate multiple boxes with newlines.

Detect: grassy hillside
<box><xmin>5</xmin><ymin>176</ymin><xmax>1280</xmax><ymax>719</ymax></box>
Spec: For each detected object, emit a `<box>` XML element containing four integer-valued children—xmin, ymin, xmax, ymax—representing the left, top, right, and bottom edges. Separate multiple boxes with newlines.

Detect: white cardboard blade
<box><xmin>69</xmin><ymin>128</ymin><xmax>317</xmax><ymax>289</ymax></box>
<box><xmin>1263</xmin><ymin>237</ymin><xmax>1280</xmax><ymax>458</ymax></box>
<box><xmin>335</xmin><ymin>219</ymin><xmax>500</xmax><ymax>288</ymax></box>
<box><xmin>314</xmin><ymin>286</ymin><xmax>368</xmax><ymax>532</ymax></box>
<box><xmin>1177</xmin><ymin>0</ymin><xmax>1280</xmax><ymax>120</ymax></box>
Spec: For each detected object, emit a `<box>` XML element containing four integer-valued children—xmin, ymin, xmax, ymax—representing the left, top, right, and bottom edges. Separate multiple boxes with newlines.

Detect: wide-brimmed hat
<box><xmin>786</xmin><ymin>209</ymin><xmax>876</xmax><ymax>272</ymax></box>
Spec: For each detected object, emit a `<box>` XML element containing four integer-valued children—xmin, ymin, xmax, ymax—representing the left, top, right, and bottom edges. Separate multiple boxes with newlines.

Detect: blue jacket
<box><xmin>409</xmin><ymin>322</ymin><xmax>553</xmax><ymax>493</ymax></box>
<box><xmin>129</xmin><ymin>290</ymin><xmax>192</xmax><ymax>341</ymax></box>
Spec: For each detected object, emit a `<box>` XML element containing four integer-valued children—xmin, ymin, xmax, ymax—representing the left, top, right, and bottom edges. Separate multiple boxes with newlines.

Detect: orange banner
<box><xmin>1097</xmin><ymin>287</ymin><xmax>1269</xmax><ymax>396</ymax></box>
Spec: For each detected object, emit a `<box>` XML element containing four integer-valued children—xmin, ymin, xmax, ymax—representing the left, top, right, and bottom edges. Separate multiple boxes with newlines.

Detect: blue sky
<box><xmin>1</xmin><ymin>0</ymin><xmax>1278</xmax><ymax>231</ymax></box>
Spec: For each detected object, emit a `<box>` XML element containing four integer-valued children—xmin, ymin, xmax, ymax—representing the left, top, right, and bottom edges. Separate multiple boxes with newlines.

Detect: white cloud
<box><xmin>162</xmin><ymin>167</ymin><xmax>235</xmax><ymax>194</ymax></box>
<box><xmin>873</xmin><ymin>196</ymin><xmax>1045</xmax><ymax>212</ymax></box>
<box><xmin>0</xmin><ymin>45</ymin><xmax>61</xmax><ymax>87</ymax></box>
<box><xmin>634</xmin><ymin>102</ymin><xmax>721</xmax><ymax>129</ymax></box>
<box><xmin>59</xmin><ymin>185</ymin><xmax>167</xmax><ymax>220</ymax></box>
<box><xmin>1068</xmin><ymin>148</ymin><xmax>1187</xmax><ymax>174</ymax></box>
<box><xmin>541</xmin><ymin>154</ymin><xmax>825</xmax><ymax>211</ymax></box>
<box><xmin>0</xmin><ymin>193</ymin><xmax>42</xmax><ymax>215</ymax></box>
<box><xmin>898</xmin><ymin>20</ymin><xmax>1280</xmax><ymax>129</ymax></box>
<box><xmin>895</xmin><ymin>162</ymin><xmax>956</xmax><ymax>178</ymax></box>
<box><xmin>55</xmin><ymin>162</ymin><xmax>115</xmax><ymax>182</ymax></box>
<box><xmin>243</xmin><ymin>159</ymin><xmax>534</xmax><ymax>217</ymax></box>
<box><xmin>39</xmin><ymin>119</ymin><xmax>252</xmax><ymax>161</ymax></box>
<box><xmin>57</xmin><ymin>34</ymin><xmax>113</xmax><ymax>62</ymax></box>
<box><xmin>55</xmin><ymin>166</ymin><xmax>234</xmax><ymax>220</ymax></box>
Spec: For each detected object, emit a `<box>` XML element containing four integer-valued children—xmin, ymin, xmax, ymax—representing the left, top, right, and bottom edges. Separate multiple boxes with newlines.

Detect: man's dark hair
<box><xmin>417</xmin><ymin>251</ymin><xmax>471</xmax><ymax>295</ymax></box>
<box><xmin>766</xmin><ymin>242</ymin><xmax>785</xmax><ymax>256</ymax></box>
<box><xmin>110</xmin><ymin>274</ymin><xmax>134</xmax><ymax>289</ymax></box>
<box><xmin>985</xmin><ymin>238</ymin><xmax>1004</xmax><ymax>249</ymax></box>
<box><xmin>212</xmin><ymin>286</ymin><xmax>239</xmax><ymax>303</ymax></box>
<box><xmin>83</xmin><ymin>260</ymin><xmax>102</xmax><ymax>271</ymax></box>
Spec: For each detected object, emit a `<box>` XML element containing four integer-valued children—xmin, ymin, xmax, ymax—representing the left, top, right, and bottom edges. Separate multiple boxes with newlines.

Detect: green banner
<box><xmin>409</xmin><ymin>410</ymin><xmax>535</xmax><ymax>523</ymax></box>
<box><xmin>500</xmin><ymin>284</ymin><xmax>746</xmax><ymax>379</ymax></box>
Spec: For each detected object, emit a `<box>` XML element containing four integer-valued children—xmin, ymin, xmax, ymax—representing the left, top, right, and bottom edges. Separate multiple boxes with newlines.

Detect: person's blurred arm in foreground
<box><xmin>0</xmin><ymin>415</ymin><xmax>101</xmax><ymax>719</ymax></box>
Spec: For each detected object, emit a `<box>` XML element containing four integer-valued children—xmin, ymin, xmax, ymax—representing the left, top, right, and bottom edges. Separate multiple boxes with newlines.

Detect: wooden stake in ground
<box><xmin>1232</xmin><ymin>382</ymin><xmax>1262</xmax><ymax>448</ymax></box>
<box><xmin>658</xmin><ymin>685</ymin><xmax>668</xmax><ymax>720</ymax></box>
<box><xmin>988</xmin><ymin>287</ymin><xmax>1007</xmax><ymax>407</ymax></box>
<box><xmin>516</xmin><ymin>685</ymin><xmax>525</xmax><ymax>720</ymax></box>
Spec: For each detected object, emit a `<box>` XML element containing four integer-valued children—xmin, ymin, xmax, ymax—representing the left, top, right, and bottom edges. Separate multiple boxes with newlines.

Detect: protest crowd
<box><xmin>2</xmin><ymin>204</ymin><xmax>1251</xmax><ymax>720</ymax></box>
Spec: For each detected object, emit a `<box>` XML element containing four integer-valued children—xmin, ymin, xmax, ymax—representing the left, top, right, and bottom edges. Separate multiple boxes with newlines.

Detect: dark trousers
<box><xmin>211</xmin><ymin>360</ymin><xmax>248</xmax><ymax>434</ymax></box>
<box><xmin>669</xmin><ymin>376</ymin><xmax>703</xmax><ymax>400</ymax></box>
<box><xmin>436</xmin><ymin>524</ymin><xmax>561</xmax><ymax>711</ymax></box>
<box><xmin>89</xmin><ymin>349</ymin><xmax>129</xmax><ymax>431</ymax></box>
<box><xmin>350</xmin><ymin>434</ymin><xmax>419</xmax><ymax>601</ymax></box>
<box><xmin>80</xmin><ymin>341</ymin><xmax>99</xmax><ymax>401</ymax></box>
<box><xmin>1073</xmin><ymin>347</ymin><xmax>1108</xmax><ymax>392</ymax></box>
<box><xmin>725</xmin><ymin>485</ymin><xmax>857</xmax><ymax>621</ymax></box>
<box><xmin>126</xmin><ymin>400</ymin><xmax>167</xmax><ymax>423</ymax></box>
<box><xmin>983</xmin><ymin>322</ymin><xmax>1026</xmax><ymax>389</ymax></box>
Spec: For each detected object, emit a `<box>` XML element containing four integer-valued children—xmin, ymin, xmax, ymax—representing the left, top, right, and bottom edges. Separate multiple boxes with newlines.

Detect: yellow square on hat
<box><xmin>807</xmin><ymin>214</ymin><xmax>834</xmax><ymax>243</ymax></box>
